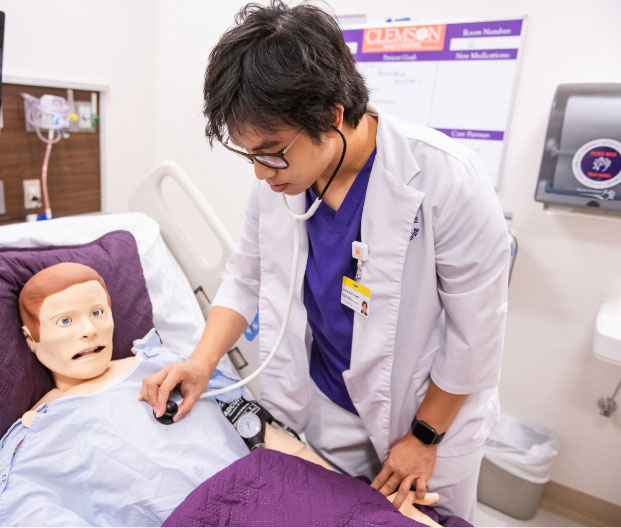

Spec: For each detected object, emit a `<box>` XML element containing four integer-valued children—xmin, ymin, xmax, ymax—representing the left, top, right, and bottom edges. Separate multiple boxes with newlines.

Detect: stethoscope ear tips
<box><xmin>153</xmin><ymin>399</ymin><xmax>178</xmax><ymax>425</ymax></box>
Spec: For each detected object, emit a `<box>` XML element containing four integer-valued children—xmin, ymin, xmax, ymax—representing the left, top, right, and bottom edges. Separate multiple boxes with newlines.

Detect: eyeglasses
<box><xmin>223</xmin><ymin>130</ymin><xmax>303</xmax><ymax>169</ymax></box>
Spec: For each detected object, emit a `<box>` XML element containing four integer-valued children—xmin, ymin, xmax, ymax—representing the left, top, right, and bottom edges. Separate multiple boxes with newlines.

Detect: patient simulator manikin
<box><xmin>11</xmin><ymin>263</ymin><xmax>439</xmax><ymax>526</ymax></box>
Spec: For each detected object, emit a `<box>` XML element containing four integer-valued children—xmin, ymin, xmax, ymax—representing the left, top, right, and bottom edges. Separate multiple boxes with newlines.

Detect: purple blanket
<box><xmin>163</xmin><ymin>449</ymin><xmax>471</xmax><ymax>527</ymax></box>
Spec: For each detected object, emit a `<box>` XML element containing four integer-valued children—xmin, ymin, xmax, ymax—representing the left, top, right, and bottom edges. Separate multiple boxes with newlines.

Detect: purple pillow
<box><xmin>0</xmin><ymin>230</ymin><xmax>154</xmax><ymax>438</ymax></box>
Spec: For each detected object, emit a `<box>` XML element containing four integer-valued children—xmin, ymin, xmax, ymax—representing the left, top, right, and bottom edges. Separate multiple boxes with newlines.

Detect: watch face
<box><xmin>236</xmin><ymin>412</ymin><xmax>262</xmax><ymax>439</ymax></box>
<box><xmin>413</xmin><ymin>421</ymin><xmax>437</xmax><ymax>444</ymax></box>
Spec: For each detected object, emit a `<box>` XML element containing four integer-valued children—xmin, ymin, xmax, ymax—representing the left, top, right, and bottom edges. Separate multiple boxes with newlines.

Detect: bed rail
<box><xmin>129</xmin><ymin>161</ymin><xmax>234</xmax><ymax>306</ymax></box>
<box><xmin>129</xmin><ymin>161</ymin><xmax>261</xmax><ymax>397</ymax></box>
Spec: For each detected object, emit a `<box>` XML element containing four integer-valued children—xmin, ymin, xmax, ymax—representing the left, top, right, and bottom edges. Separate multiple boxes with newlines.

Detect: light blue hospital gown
<box><xmin>0</xmin><ymin>330</ymin><xmax>251</xmax><ymax>526</ymax></box>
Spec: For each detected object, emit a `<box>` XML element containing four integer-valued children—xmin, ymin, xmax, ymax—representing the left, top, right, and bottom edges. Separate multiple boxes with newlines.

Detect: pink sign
<box><xmin>362</xmin><ymin>24</ymin><xmax>446</xmax><ymax>53</ymax></box>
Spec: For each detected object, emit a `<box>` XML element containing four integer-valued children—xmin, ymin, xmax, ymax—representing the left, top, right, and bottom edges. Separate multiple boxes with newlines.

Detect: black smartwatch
<box><xmin>218</xmin><ymin>397</ymin><xmax>301</xmax><ymax>451</ymax></box>
<box><xmin>411</xmin><ymin>416</ymin><xmax>445</xmax><ymax>445</ymax></box>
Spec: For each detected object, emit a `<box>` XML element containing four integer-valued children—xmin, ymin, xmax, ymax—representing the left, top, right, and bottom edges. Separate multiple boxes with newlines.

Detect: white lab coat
<box><xmin>213</xmin><ymin>103</ymin><xmax>510</xmax><ymax>461</ymax></box>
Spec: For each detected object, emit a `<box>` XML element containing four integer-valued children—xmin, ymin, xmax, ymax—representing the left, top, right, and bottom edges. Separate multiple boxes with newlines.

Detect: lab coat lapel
<box><xmin>288</xmin><ymin>193</ymin><xmax>310</xmax><ymax>300</ymax></box>
<box><xmin>344</xmin><ymin>109</ymin><xmax>425</xmax><ymax>460</ymax></box>
<box><xmin>258</xmin><ymin>189</ymin><xmax>311</xmax><ymax>431</ymax></box>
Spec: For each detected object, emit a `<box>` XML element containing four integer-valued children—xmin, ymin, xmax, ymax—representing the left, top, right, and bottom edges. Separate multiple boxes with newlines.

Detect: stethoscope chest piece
<box><xmin>154</xmin><ymin>387</ymin><xmax>184</xmax><ymax>425</ymax></box>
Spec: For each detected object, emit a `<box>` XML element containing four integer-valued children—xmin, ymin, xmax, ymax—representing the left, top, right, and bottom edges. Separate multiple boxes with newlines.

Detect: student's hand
<box><xmin>371</xmin><ymin>431</ymin><xmax>438</xmax><ymax>509</ymax></box>
<box><xmin>138</xmin><ymin>357</ymin><xmax>215</xmax><ymax>422</ymax></box>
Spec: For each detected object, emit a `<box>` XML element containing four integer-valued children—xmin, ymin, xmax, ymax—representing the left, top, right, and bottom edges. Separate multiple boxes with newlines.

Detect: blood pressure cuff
<box><xmin>217</xmin><ymin>397</ymin><xmax>301</xmax><ymax>450</ymax></box>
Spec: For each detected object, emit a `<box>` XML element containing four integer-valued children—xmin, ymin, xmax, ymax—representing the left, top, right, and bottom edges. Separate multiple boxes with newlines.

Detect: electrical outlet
<box><xmin>23</xmin><ymin>179</ymin><xmax>42</xmax><ymax>209</ymax></box>
<box><xmin>77</xmin><ymin>102</ymin><xmax>93</xmax><ymax>130</ymax></box>
<box><xmin>0</xmin><ymin>181</ymin><xmax>6</xmax><ymax>215</ymax></box>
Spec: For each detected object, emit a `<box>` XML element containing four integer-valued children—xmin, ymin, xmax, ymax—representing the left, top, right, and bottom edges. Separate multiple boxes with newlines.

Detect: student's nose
<box><xmin>254</xmin><ymin>163</ymin><xmax>277</xmax><ymax>182</ymax></box>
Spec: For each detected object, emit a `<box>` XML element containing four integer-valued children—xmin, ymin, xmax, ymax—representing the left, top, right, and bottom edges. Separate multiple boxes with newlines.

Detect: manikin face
<box><xmin>23</xmin><ymin>280</ymin><xmax>114</xmax><ymax>385</ymax></box>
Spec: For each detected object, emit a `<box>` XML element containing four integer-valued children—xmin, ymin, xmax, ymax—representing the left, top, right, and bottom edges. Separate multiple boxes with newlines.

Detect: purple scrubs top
<box><xmin>303</xmin><ymin>149</ymin><xmax>376</xmax><ymax>414</ymax></box>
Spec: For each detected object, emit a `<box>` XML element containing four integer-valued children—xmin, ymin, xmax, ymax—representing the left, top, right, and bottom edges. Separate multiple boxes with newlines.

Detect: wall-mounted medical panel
<box><xmin>0</xmin><ymin>83</ymin><xmax>101</xmax><ymax>224</ymax></box>
<box><xmin>534</xmin><ymin>83</ymin><xmax>621</xmax><ymax>214</ymax></box>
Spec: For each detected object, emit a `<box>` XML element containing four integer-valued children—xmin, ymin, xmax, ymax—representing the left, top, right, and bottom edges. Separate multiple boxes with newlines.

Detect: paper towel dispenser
<box><xmin>534</xmin><ymin>83</ymin><xmax>621</xmax><ymax>214</ymax></box>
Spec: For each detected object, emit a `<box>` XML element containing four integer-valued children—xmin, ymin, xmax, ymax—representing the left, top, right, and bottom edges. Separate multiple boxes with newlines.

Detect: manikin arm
<box><xmin>264</xmin><ymin>423</ymin><xmax>333</xmax><ymax>469</ymax></box>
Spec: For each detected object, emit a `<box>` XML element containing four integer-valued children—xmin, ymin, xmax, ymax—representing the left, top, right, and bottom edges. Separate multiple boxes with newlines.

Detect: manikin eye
<box><xmin>92</xmin><ymin>309</ymin><xmax>103</xmax><ymax>318</ymax></box>
<box><xmin>57</xmin><ymin>317</ymin><xmax>72</xmax><ymax>327</ymax></box>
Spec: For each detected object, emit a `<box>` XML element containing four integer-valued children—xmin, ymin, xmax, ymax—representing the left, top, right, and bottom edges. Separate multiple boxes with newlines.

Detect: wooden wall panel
<box><xmin>0</xmin><ymin>83</ymin><xmax>101</xmax><ymax>224</ymax></box>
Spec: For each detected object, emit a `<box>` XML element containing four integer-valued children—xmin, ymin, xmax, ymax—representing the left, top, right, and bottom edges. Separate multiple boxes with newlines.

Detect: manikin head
<box><xmin>19</xmin><ymin>263</ymin><xmax>114</xmax><ymax>390</ymax></box>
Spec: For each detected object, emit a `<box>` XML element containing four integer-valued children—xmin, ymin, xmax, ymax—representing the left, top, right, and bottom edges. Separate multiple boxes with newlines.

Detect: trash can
<box><xmin>477</xmin><ymin>414</ymin><xmax>560</xmax><ymax>520</ymax></box>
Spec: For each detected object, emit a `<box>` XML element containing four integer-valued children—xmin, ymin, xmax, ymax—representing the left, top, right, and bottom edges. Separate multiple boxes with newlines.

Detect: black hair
<box><xmin>203</xmin><ymin>0</ymin><xmax>369</xmax><ymax>145</ymax></box>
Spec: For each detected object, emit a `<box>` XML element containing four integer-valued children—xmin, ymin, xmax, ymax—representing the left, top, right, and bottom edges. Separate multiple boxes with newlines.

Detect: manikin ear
<box><xmin>22</xmin><ymin>326</ymin><xmax>36</xmax><ymax>353</ymax></box>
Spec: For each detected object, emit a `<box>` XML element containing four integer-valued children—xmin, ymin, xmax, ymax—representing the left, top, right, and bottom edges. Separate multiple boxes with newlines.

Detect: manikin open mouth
<box><xmin>72</xmin><ymin>346</ymin><xmax>105</xmax><ymax>360</ymax></box>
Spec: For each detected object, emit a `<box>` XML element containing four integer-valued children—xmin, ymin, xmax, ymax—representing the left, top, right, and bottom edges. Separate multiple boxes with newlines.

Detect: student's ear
<box><xmin>22</xmin><ymin>326</ymin><xmax>36</xmax><ymax>353</ymax></box>
<box><xmin>330</xmin><ymin>104</ymin><xmax>345</xmax><ymax>132</ymax></box>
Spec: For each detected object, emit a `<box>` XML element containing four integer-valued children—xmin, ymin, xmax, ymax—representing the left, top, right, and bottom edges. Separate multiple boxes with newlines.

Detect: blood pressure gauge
<box><xmin>235</xmin><ymin>412</ymin><xmax>265</xmax><ymax>450</ymax></box>
<box><xmin>236</xmin><ymin>412</ymin><xmax>262</xmax><ymax>438</ymax></box>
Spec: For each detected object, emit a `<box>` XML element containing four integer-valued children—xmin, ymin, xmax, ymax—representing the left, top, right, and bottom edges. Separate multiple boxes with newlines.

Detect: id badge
<box><xmin>341</xmin><ymin>276</ymin><xmax>371</xmax><ymax>317</ymax></box>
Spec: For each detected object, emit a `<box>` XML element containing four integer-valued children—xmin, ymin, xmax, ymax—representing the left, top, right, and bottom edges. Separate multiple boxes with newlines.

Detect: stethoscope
<box><xmin>155</xmin><ymin>128</ymin><xmax>347</xmax><ymax>424</ymax></box>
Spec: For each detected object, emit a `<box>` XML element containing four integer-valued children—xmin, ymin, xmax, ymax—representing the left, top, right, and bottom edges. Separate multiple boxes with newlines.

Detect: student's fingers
<box><xmin>379</xmin><ymin>473</ymin><xmax>402</xmax><ymax>497</ymax></box>
<box><xmin>391</xmin><ymin>475</ymin><xmax>416</xmax><ymax>509</ymax></box>
<box><xmin>155</xmin><ymin>372</ymin><xmax>182</xmax><ymax>418</ymax></box>
<box><xmin>174</xmin><ymin>389</ymin><xmax>201</xmax><ymax>422</ymax></box>
<box><xmin>414</xmin><ymin>477</ymin><xmax>428</xmax><ymax>501</ymax></box>
<box><xmin>140</xmin><ymin>369</ymin><xmax>168</xmax><ymax>408</ymax></box>
<box><xmin>370</xmin><ymin>465</ymin><xmax>392</xmax><ymax>490</ymax></box>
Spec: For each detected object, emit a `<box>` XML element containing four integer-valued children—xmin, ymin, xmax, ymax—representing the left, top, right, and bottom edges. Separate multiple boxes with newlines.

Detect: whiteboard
<box><xmin>342</xmin><ymin>18</ymin><xmax>527</xmax><ymax>188</ymax></box>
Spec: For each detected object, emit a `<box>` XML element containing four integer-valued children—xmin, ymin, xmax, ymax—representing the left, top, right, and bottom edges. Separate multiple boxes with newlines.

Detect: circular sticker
<box><xmin>572</xmin><ymin>139</ymin><xmax>621</xmax><ymax>189</ymax></box>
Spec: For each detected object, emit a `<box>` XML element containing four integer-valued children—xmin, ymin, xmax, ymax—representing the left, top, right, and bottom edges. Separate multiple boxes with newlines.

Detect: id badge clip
<box><xmin>352</xmin><ymin>241</ymin><xmax>368</xmax><ymax>262</ymax></box>
<box><xmin>341</xmin><ymin>241</ymin><xmax>371</xmax><ymax>317</ymax></box>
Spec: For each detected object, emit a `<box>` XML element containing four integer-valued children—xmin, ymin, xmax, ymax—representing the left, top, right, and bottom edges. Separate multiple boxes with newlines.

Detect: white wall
<box><xmin>152</xmin><ymin>1</ymin><xmax>257</xmax><ymax>240</ymax></box>
<box><xmin>152</xmin><ymin>0</ymin><xmax>621</xmax><ymax>506</ymax></box>
<box><xmin>0</xmin><ymin>0</ymin><xmax>157</xmax><ymax>214</ymax></box>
